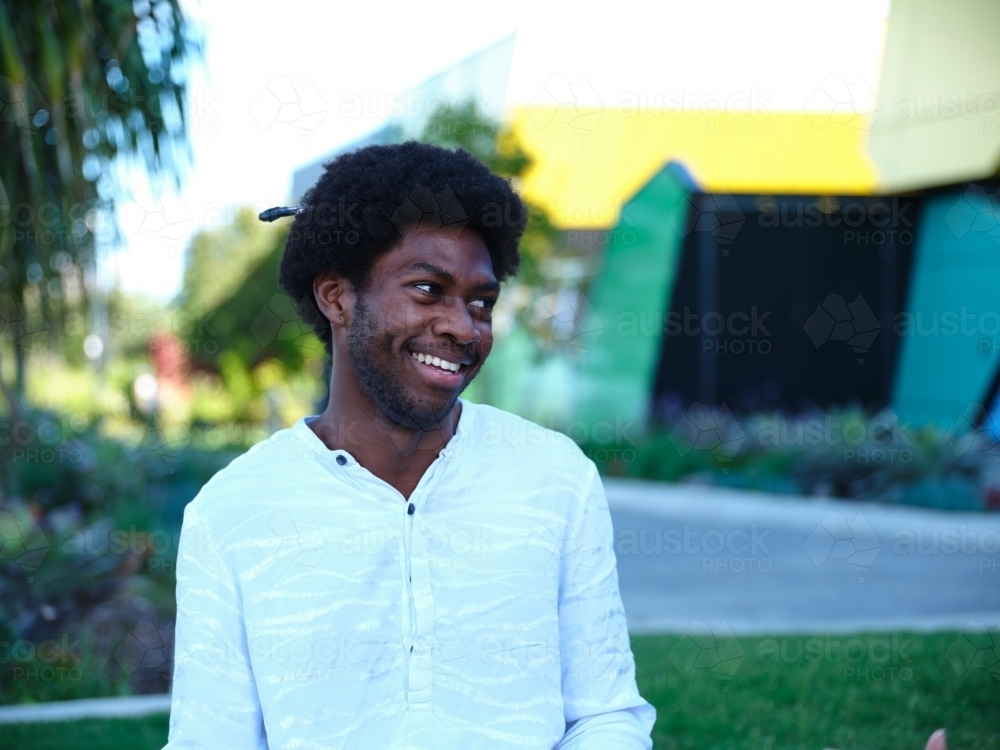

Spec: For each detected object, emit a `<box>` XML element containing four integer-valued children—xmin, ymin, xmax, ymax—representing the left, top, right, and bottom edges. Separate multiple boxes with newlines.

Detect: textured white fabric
<box><xmin>164</xmin><ymin>400</ymin><xmax>655</xmax><ymax>749</ymax></box>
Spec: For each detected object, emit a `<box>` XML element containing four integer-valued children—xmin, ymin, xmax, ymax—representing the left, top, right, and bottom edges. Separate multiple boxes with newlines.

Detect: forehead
<box><xmin>375</xmin><ymin>228</ymin><xmax>496</xmax><ymax>282</ymax></box>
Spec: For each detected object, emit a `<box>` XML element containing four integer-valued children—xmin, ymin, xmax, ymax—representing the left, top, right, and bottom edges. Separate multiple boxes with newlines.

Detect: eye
<box><xmin>470</xmin><ymin>299</ymin><xmax>494</xmax><ymax>310</ymax></box>
<box><xmin>414</xmin><ymin>282</ymin><xmax>437</xmax><ymax>294</ymax></box>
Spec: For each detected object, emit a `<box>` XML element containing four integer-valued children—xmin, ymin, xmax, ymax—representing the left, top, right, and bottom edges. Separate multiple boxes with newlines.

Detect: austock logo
<box><xmin>803</xmin><ymin>511</ymin><xmax>881</xmax><ymax>583</ymax></box>
<box><xmin>249</xmin><ymin>510</ymin><xmax>326</xmax><ymax>585</ymax></box>
<box><xmin>249</xmin><ymin>75</ymin><xmax>327</xmax><ymax>146</ymax></box>
<box><xmin>757</xmin><ymin>633</ymin><xmax>914</xmax><ymax>683</ymax></box>
<box><xmin>668</xmin><ymin>402</ymin><xmax>746</xmax><ymax>470</ymax></box>
<box><xmin>945</xmin><ymin>403</ymin><xmax>1000</xmax><ymax>462</ymax></box>
<box><xmin>668</xmin><ymin>193</ymin><xmax>746</xmax><ymax>250</ymax></box>
<box><xmin>667</xmin><ymin>621</ymin><xmax>745</xmax><ymax>692</ymax></box>
<box><xmin>527</xmin><ymin>510</ymin><xmax>604</xmax><ymax>582</ymax></box>
<box><xmin>114</xmin><ymin>405</ymin><xmax>191</xmax><ymax>465</ymax></box>
<box><xmin>527</xmin><ymin>74</ymin><xmax>603</xmax><ymax>142</ymax></box>
<box><xmin>432</xmin><ymin>622</ymin><xmax>470</xmax><ymax>672</ymax></box>
<box><xmin>945</xmin><ymin>622</ymin><xmax>1000</xmax><ymax>687</ymax></box>
<box><xmin>944</xmin><ymin>184</ymin><xmax>1000</xmax><ymax>244</ymax></box>
<box><xmin>528</xmin><ymin>289</ymin><xmax>604</xmax><ymax>361</ymax></box>
<box><xmin>0</xmin><ymin>293</ymin><xmax>50</xmax><ymax>351</ymax></box>
<box><xmin>114</xmin><ymin>621</ymin><xmax>175</xmax><ymax>683</ymax></box>
<box><xmin>805</xmin><ymin>74</ymin><xmax>879</xmax><ymax>144</ymax></box>
<box><xmin>0</xmin><ymin>510</ymin><xmax>50</xmax><ymax>581</ymax></box>
<box><xmin>391</xmin><ymin>184</ymin><xmax>468</xmax><ymax>238</ymax></box>
<box><xmin>803</xmin><ymin>293</ymin><xmax>880</xmax><ymax>365</ymax></box>
<box><xmin>0</xmin><ymin>75</ymin><xmax>49</xmax><ymax>137</ymax></box>
<box><xmin>116</xmin><ymin>180</ymin><xmax>193</xmax><ymax>258</ymax></box>
<box><xmin>1</xmin><ymin>415</ymin><xmax>91</xmax><ymax>466</ymax></box>
<box><xmin>250</xmin><ymin>293</ymin><xmax>321</xmax><ymax>353</ymax></box>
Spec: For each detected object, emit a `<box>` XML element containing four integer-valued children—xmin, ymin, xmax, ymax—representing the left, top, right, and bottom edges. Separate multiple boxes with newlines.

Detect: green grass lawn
<box><xmin>0</xmin><ymin>714</ymin><xmax>169</xmax><ymax>750</ymax></box>
<box><xmin>632</xmin><ymin>630</ymin><xmax>999</xmax><ymax>750</ymax></box>
<box><xmin>1</xmin><ymin>631</ymin><xmax>996</xmax><ymax>750</ymax></box>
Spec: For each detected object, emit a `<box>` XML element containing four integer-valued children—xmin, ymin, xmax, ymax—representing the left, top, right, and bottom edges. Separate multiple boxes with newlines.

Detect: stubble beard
<box><xmin>347</xmin><ymin>294</ymin><xmax>457</xmax><ymax>431</ymax></box>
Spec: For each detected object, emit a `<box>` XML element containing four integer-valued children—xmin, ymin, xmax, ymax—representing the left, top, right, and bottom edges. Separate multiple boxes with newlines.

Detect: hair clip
<box><xmin>258</xmin><ymin>206</ymin><xmax>302</xmax><ymax>222</ymax></box>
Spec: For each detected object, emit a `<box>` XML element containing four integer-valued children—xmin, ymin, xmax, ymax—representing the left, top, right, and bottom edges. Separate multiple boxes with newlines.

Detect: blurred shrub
<box><xmin>585</xmin><ymin>409</ymin><xmax>1000</xmax><ymax>511</ymax></box>
<box><xmin>179</xmin><ymin>207</ymin><xmax>324</xmax><ymax>375</ymax></box>
<box><xmin>0</xmin><ymin>401</ymin><xmax>239</xmax><ymax>702</ymax></box>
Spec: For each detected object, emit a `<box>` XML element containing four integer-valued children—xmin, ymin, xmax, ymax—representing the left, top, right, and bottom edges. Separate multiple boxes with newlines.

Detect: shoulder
<box><xmin>183</xmin><ymin>424</ymin><xmax>316</xmax><ymax>523</ymax></box>
<box><xmin>461</xmin><ymin>401</ymin><xmax>597</xmax><ymax>482</ymax></box>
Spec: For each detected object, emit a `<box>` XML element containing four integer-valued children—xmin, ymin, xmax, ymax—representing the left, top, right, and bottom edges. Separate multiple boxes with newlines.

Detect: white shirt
<box><xmin>164</xmin><ymin>400</ymin><xmax>655</xmax><ymax>749</ymax></box>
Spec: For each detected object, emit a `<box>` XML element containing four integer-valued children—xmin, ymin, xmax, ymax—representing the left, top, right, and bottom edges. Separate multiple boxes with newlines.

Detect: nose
<box><xmin>431</xmin><ymin>296</ymin><xmax>482</xmax><ymax>348</ymax></box>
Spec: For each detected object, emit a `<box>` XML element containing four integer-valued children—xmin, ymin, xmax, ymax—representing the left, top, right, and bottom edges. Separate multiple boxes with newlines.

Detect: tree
<box><xmin>0</xmin><ymin>0</ymin><xmax>198</xmax><ymax>399</ymax></box>
<box><xmin>178</xmin><ymin>207</ymin><xmax>322</xmax><ymax>377</ymax></box>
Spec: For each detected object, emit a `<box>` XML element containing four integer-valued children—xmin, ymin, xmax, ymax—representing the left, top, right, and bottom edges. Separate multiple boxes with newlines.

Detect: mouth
<box><xmin>408</xmin><ymin>349</ymin><xmax>471</xmax><ymax>389</ymax></box>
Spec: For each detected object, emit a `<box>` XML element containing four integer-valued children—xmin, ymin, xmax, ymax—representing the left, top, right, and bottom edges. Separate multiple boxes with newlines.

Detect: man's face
<box><xmin>346</xmin><ymin>228</ymin><xmax>499</xmax><ymax>429</ymax></box>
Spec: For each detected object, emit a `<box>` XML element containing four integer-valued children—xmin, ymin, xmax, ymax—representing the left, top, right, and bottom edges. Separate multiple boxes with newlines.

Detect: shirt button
<box><xmin>336</xmin><ymin>455</ymin><xmax>347</xmax><ymax>466</ymax></box>
<box><xmin>407</xmin><ymin>503</ymin><xmax>415</xmax><ymax>515</ymax></box>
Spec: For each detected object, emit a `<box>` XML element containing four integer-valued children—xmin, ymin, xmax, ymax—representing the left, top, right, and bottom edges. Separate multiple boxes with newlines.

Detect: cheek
<box><xmin>478</xmin><ymin>324</ymin><xmax>494</xmax><ymax>356</ymax></box>
<box><xmin>382</xmin><ymin>303</ymin><xmax>429</xmax><ymax>336</ymax></box>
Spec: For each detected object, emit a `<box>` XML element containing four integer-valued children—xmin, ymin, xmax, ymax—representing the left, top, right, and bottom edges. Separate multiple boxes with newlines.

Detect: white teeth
<box><xmin>411</xmin><ymin>351</ymin><xmax>462</xmax><ymax>373</ymax></box>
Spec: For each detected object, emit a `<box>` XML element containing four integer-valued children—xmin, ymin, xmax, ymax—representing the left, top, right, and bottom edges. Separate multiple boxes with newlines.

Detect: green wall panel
<box><xmin>892</xmin><ymin>186</ymin><xmax>1000</xmax><ymax>426</ymax></box>
<box><xmin>574</xmin><ymin>163</ymin><xmax>690</xmax><ymax>427</ymax></box>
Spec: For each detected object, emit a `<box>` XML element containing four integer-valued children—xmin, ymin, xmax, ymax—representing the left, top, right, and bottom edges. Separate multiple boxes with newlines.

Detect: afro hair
<box><xmin>278</xmin><ymin>140</ymin><xmax>527</xmax><ymax>353</ymax></box>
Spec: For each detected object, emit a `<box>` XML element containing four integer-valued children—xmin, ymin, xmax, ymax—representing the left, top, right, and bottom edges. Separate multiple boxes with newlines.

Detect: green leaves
<box><xmin>0</xmin><ymin>0</ymin><xmax>200</xmax><ymax>391</ymax></box>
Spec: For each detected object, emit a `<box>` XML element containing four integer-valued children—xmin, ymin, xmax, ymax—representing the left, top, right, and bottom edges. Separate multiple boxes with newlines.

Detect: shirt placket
<box><xmin>402</xmin><ymin>456</ymin><xmax>453</xmax><ymax>712</ymax></box>
<box><xmin>321</xmin><ymin>420</ymin><xmax>463</xmax><ymax>715</ymax></box>
<box><xmin>404</xmin><ymin>495</ymin><xmax>434</xmax><ymax>710</ymax></box>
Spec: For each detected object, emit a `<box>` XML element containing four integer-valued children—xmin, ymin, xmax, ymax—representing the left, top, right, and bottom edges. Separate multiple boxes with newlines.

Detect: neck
<box><xmin>308</xmin><ymin>363</ymin><xmax>461</xmax><ymax>500</ymax></box>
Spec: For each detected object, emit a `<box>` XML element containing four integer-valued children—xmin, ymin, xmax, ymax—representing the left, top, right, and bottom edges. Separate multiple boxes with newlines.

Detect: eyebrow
<box><xmin>403</xmin><ymin>262</ymin><xmax>501</xmax><ymax>294</ymax></box>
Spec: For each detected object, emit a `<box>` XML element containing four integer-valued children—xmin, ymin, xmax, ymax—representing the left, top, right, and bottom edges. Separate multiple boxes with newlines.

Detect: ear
<box><xmin>313</xmin><ymin>271</ymin><xmax>355</xmax><ymax>331</ymax></box>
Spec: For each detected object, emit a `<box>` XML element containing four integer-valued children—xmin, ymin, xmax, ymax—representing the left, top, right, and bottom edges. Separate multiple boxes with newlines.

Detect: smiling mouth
<box><xmin>409</xmin><ymin>350</ymin><xmax>467</xmax><ymax>375</ymax></box>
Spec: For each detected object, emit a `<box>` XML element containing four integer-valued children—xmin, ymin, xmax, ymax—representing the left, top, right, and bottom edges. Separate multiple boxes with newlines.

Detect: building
<box><xmin>290</xmin><ymin>0</ymin><xmax>1000</xmax><ymax>437</ymax></box>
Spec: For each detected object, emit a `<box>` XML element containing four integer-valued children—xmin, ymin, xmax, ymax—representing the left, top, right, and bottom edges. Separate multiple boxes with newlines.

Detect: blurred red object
<box><xmin>984</xmin><ymin>486</ymin><xmax>1000</xmax><ymax>511</ymax></box>
<box><xmin>149</xmin><ymin>333</ymin><xmax>190</xmax><ymax>394</ymax></box>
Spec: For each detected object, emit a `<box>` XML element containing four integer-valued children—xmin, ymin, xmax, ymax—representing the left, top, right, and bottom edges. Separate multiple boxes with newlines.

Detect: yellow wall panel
<box><xmin>512</xmin><ymin>107</ymin><xmax>881</xmax><ymax>228</ymax></box>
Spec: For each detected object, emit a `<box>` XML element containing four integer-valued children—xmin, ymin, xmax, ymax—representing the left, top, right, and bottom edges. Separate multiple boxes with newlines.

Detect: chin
<box><xmin>409</xmin><ymin>397</ymin><xmax>459</xmax><ymax>429</ymax></box>
<box><xmin>380</xmin><ymin>390</ymin><xmax>457</xmax><ymax>430</ymax></box>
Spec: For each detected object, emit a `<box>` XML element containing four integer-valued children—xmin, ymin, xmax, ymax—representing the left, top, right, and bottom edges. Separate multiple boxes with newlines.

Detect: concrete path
<box><xmin>0</xmin><ymin>694</ymin><xmax>171</xmax><ymax>724</ymax></box>
<box><xmin>604</xmin><ymin>478</ymin><xmax>1000</xmax><ymax>634</ymax></box>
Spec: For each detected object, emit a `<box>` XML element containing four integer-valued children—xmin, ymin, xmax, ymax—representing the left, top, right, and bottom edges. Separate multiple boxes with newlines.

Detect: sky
<box><xmin>108</xmin><ymin>0</ymin><xmax>892</xmax><ymax>301</ymax></box>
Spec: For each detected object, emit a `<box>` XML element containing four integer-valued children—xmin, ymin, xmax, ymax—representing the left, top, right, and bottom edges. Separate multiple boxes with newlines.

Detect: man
<box><xmin>164</xmin><ymin>141</ymin><xmax>656</xmax><ymax>749</ymax></box>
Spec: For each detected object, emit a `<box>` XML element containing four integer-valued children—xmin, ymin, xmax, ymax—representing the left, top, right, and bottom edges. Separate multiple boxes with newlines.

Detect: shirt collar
<box><xmin>290</xmin><ymin>397</ymin><xmax>475</xmax><ymax>469</ymax></box>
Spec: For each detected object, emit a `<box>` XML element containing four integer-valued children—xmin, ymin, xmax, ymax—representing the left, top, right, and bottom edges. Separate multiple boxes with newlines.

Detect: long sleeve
<box><xmin>554</xmin><ymin>463</ymin><xmax>656</xmax><ymax>750</ymax></box>
<box><xmin>163</xmin><ymin>502</ymin><xmax>269</xmax><ymax>750</ymax></box>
